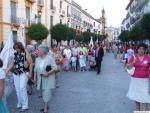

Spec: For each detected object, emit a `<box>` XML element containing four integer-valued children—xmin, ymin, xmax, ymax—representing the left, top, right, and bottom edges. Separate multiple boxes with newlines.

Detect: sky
<box><xmin>74</xmin><ymin>0</ymin><xmax>129</xmax><ymax>28</ymax></box>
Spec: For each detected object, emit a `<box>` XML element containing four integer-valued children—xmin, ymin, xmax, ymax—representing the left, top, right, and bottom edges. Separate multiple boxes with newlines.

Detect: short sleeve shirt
<box><xmin>0</xmin><ymin>69</ymin><xmax>5</xmax><ymax>79</ymax></box>
<box><xmin>128</xmin><ymin>55</ymin><xmax>150</xmax><ymax>78</ymax></box>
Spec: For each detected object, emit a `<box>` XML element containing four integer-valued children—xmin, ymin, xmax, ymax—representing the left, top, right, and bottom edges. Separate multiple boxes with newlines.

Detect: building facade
<box><xmin>0</xmin><ymin>0</ymin><xmax>106</xmax><ymax>46</ymax></box>
<box><xmin>121</xmin><ymin>0</ymin><xmax>150</xmax><ymax>31</ymax></box>
<box><xmin>0</xmin><ymin>0</ymin><xmax>53</xmax><ymax>45</ymax></box>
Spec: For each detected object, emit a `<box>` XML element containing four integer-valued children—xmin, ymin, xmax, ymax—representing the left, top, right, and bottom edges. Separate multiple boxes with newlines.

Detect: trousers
<box><xmin>13</xmin><ymin>73</ymin><xmax>28</xmax><ymax>109</ymax></box>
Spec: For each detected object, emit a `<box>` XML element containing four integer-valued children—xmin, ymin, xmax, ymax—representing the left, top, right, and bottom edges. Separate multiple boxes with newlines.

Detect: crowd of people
<box><xmin>2</xmin><ymin>40</ymin><xmax>150</xmax><ymax>112</ymax></box>
<box><xmin>0</xmin><ymin>42</ymin><xmax>105</xmax><ymax>113</ymax></box>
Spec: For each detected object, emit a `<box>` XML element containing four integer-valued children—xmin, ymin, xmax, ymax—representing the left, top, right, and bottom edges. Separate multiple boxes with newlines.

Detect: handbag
<box><xmin>24</xmin><ymin>52</ymin><xmax>29</xmax><ymax>69</ymax></box>
<box><xmin>46</xmin><ymin>65</ymin><xmax>52</xmax><ymax>72</ymax></box>
<box><xmin>126</xmin><ymin>55</ymin><xmax>136</xmax><ymax>76</ymax></box>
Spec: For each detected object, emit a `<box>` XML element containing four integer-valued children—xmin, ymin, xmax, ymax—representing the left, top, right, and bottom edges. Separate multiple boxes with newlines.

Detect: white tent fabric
<box><xmin>0</xmin><ymin>31</ymin><xmax>14</xmax><ymax>69</ymax></box>
<box><xmin>19</xmin><ymin>24</ymin><xmax>26</xmax><ymax>47</ymax></box>
<box><xmin>89</xmin><ymin>36</ymin><xmax>94</xmax><ymax>47</ymax></box>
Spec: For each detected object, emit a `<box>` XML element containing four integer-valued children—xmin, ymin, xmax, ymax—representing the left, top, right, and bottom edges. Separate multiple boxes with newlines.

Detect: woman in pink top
<box><xmin>127</xmin><ymin>43</ymin><xmax>150</xmax><ymax>111</ymax></box>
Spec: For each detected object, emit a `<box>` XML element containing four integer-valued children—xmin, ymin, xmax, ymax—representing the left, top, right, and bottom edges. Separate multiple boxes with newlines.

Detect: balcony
<box><xmin>11</xmin><ymin>15</ymin><xmax>18</xmax><ymax>24</ymax></box>
<box><xmin>136</xmin><ymin>0</ymin><xmax>149</xmax><ymax>11</ymax></box>
<box><xmin>126</xmin><ymin>23</ymin><xmax>130</xmax><ymax>29</ymax></box>
<box><xmin>50</xmin><ymin>6</ymin><xmax>56</xmax><ymax>14</ymax></box>
<box><xmin>59</xmin><ymin>10</ymin><xmax>65</xmax><ymax>17</ymax></box>
<box><xmin>37</xmin><ymin>0</ymin><xmax>44</xmax><ymax>7</ymax></box>
<box><xmin>11</xmin><ymin>16</ymin><xmax>33</xmax><ymax>27</ymax></box>
<box><xmin>67</xmin><ymin>13</ymin><xmax>71</xmax><ymax>18</ymax></box>
<box><xmin>25</xmin><ymin>0</ymin><xmax>35</xmax><ymax>3</ymax></box>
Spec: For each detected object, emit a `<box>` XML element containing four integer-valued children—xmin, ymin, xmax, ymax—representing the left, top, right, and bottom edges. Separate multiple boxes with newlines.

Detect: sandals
<box><xmin>40</xmin><ymin>106</ymin><xmax>49</xmax><ymax>112</ymax></box>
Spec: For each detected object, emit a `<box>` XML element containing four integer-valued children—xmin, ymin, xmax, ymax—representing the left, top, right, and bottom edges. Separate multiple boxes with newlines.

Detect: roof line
<box><xmin>126</xmin><ymin>0</ymin><xmax>134</xmax><ymax>10</ymax></box>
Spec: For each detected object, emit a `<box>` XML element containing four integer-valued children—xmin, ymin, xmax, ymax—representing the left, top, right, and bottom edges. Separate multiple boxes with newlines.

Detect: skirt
<box><xmin>127</xmin><ymin>77</ymin><xmax>150</xmax><ymax>103</ymax></box>
<box><xmin>42</xmin><ymin>89</ymin><xmax>52</xmax><ymax>102</ymax></box>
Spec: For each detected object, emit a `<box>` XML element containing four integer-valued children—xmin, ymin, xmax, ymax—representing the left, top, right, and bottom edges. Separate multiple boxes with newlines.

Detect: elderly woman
<box><xmin>34</xmin><ymin>45</ymin><xmax>56</xmax><ymax>113</ymax></box>
<box><xmin>6</xmin><ymin>42</ymin><xmax>33</xmax><ymax>112</ymax></box>
<box><xmin>127</xmin><ymin>43</ymin><xmax>150</xmax><ymax>111</ymax></box>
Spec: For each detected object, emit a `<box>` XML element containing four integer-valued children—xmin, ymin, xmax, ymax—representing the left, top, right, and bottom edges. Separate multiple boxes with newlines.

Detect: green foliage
<box><xmin>28</xmin><ymin>23</ymin><xmax>49</xmax><ymax>41</ymax></box>
<box><xmin>50</xmin><ymin>24</ymin><xmax>69</xmax><ymax>42</ymax></box>
<box><xmin>101</xmin><ymin>34</ymin><xmax>107</xmax><ymax>41</ymax></box>
<box><xmin>91</xmin><ymin>33</ymin><xmax>97</xmax><ymax>42</ymax></box>
<box><xmin>82</xmin><ymin>31</ymin><xmax>91</xmax><ymax>43</ymax></box>
<box><xmin>141</xmin><ymin>13</ymin><xmax>150</xmax><ymax>40</ymax></box>
<box><xmin>130</xmin><ymin>22</ymin><xmax>143</xmax><ymax>41</ymax></box>
<box><xmin>67</xmin><ymin>28</ymin><xmax>76</xmax><ymax>41</ymax></box>
<box><xmin>75</xmin><ymin>34</ymin><xmax>84</xmax><ymax>43</ymax></box>
<box><xmin>50</xmin><ymin>24</ymin><xmax>77</xmax><ymax>42</ymax></box>
<box><xmin>118</xmin><ymin>30</ymin><xmax>130</xmax><ymax>42</ymax></box>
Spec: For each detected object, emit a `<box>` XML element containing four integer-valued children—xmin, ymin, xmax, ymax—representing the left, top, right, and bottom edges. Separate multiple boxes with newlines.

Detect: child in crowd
<box><xmin>71</xmin><ymin>55</ymin><xmax>77</xmax><ymax>71</ymax></box>
<box><xmin>89</xmin><ymin>54</ymin><xmax>96</xmax><ymax>71</ymax></box>
<box><xmin>63</xmin><ymin>55</ymin><xmax>69</xmax><ymax>71</ymax></box>
<box><xmin>79</xmin><ymin>52</ymin><xmax>87</xmax><ymax>71</ymax></box>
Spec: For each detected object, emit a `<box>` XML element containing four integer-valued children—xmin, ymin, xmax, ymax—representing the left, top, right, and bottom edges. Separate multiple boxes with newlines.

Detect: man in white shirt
<box><xmin>63</xmin><ymin>46</ymin><xmax>72</xmax><ymax>59</ymax></box>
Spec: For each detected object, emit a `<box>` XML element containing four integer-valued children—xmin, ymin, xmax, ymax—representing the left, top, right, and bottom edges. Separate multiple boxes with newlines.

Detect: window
<box><xmin>60</xmin><ymin>0</ymin><xmax>62</xmax><ymax>9</ymax></box>
<box><xmin>60</xmin><ymin>19</ymin><xmax>62</xmax><ymax>24</ymax></box>
<box><xmin>50</xmin><ymin>16</ymin><xmax>53</xmax><ymax>28</ymax></box>
<box><xmin>93</xmin><ymin>22</ymin><xmax>95</xmax><ymax>27</ymax></box>
<box><xmin>26</xmin><ymin>7</ymin><xmax>30</xmax><ymax>25</ymax></box>
<box><xmin>50</xmin><ymin>0</ymin><xmax>53</xmax><ymax>9</ymax></box>
<box><xmin>67</xmin><ymin>6</ymin><xmax>69</xmax><ymax>17</ymax></box>
<box><xmin>11</xmin><ymin>1</ymin><xmax>17</xmax><ymax>23</ymax></box>
<box><xmin>38</xmin><ymin>13</ymin><xmax>42</xmax><ymax>23</ymax></box>
<box><xmin>12</xmin><ymin>31</ymin><xmax>17</xmax><ymax>43</ymax></box>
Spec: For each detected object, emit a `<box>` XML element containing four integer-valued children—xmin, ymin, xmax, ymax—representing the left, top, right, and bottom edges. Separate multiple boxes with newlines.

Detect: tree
<box><xmin>67</xmin><ymin>28</ymin><xmax>76</xmax><ymax>41</ymax></box>
<box><xmin>50</xmin><ymin>24</ymin><xmax>69</xmax><ymax>42</ymax></box>
<box><xmin>28</xmin><ymin>23</ymin><xmax>49</xmax><ymax>42</ymax></box>
<box><xmin>118</xmin><ymin>30</ymin><xmax>130</xmax><ymax>42</ymax></box>
<box><xmin>130</xmin><ymin>22</ymin><xmax>143</xmax><ymax>41</ymax></box>
<box><xmin>101</xmin><ymin>34</ymin><xmax>107</xmax><ymax>41</ymax></box>
<box><xmin>75</xmin><ymin>34</ymin><xmax>84</xmax><ymax>43</ymax></box>
<box><xmin>91</xmin><ymin>33</ymin><xmax>97</xmax><ymax>42</ymax></box>
<box><xmin>141</xmin><ymin>13</ymin><xmax>150</xmax><ymax>40</ymax></box>
<box><xmin>82</xmin><ymin>31</ymin><xmax>91</xmax><ymax>43</ymax></box>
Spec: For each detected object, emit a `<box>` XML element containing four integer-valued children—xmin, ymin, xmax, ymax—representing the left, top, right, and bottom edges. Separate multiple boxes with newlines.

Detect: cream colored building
<box><xmin>0</xmin><ymin>0</ymin><xmax>105</xmax><ymax>46</ymax></box>
<box><xmin>51</xmin><ymin>0</ymin><xmax>71</xmax><ymax>26</ymax></box>
<box><xmin>0</xmin><ymin>0</ymin><xmax>72</xmax><ymax>46</ymax></box>
<box><xmin>0</xmin><ymin>0</ymin><xmax>53</xmax><ymax>45</ymax></box>
<box><xmin>70</xmin><ymin>0</ymin><xmax>101</xmax><ymax>35</ymax></box>
<box><xmin>105</xmin><ymin>27</ymin><xmax>113</xmax><ymax>42</ymax></box>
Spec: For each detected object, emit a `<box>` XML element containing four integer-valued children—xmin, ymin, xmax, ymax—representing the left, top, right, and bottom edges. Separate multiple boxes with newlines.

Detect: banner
<box><xmin>19</xmin><ymin>24</ymin><xmax>26</xmax><ymax>47</ymax></box>
<box><xmin>0</xmin><ymin>31</ymin><xmax>14</xmax><ymax>69</ymax></box>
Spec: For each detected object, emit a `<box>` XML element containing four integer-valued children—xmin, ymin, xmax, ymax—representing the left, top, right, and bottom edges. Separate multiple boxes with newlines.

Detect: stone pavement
<box><xmin>8</xmin><ymin>53</ymin><xmax>135</xmax><ymax>113</ymax></box>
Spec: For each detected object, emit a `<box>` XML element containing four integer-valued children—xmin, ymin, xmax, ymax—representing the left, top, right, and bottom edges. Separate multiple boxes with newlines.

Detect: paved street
<box><xmin>8</xmin><ymin>53</ymin><xmax>135</xmax><ymax>113</ymax></box>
